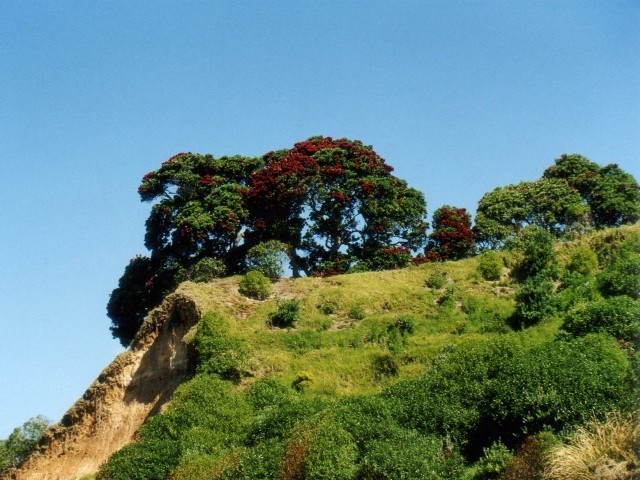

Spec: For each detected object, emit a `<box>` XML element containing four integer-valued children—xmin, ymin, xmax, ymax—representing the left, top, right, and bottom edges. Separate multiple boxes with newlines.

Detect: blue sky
<box><xmin>0</xmin><ymin>1</ymin><xmax>638</xmax><ymax>437</ymax></box>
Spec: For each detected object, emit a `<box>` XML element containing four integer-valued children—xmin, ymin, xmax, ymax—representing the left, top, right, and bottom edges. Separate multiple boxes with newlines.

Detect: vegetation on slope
<box><xmin>96</xmin><ymin>224</ymin><xmax>640</xmax><ymax>480</ymax></box>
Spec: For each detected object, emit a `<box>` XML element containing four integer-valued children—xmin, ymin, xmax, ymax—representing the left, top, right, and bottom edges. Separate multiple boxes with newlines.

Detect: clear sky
<box><xmin>0</xmin><ymin>1</ymin><xmax>638</xmax><ymax>437</ymax></box>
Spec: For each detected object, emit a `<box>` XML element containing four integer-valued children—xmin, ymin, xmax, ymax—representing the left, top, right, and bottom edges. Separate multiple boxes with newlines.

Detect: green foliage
<box><xmin>596</xmin><ymin>252</ymin><xmax>640</xmax><ymax>299</ymax></box>
<box><xmin>371</xmin><ymin>352</ymin><xmax>399</xmax><ymax>379</ymax></box>
<box><xmin>98</xmin><ymin>437</ymin><xmax>181</xmax><ymax>480</ymax></box>
<box><xmin>565</xmin><ymin>246</ymin><xmax>599</xmax><ymax>276</ymax></box>
<box><xmin>246</xmin><ymin>240</ymin><xmax>289</xmax><ymax>280</ymax></box>
<box><xmin>477</xmin><ymin>251</ymin><xmax>503</xmax><ymax>281</ymax></box>
<box><xmin>188</xmin><ymin>257</ymin><xmax>226</xmax><ymax>283</ymax></box>
<box><xmin>476</xmin><ymin>154</ymin><xmax>639</xmax><ymax>247</ymax></box>
<box><xmin>0</xmin><ymin>416</ymin><xmax>49</xmax><ymax>471</ymax></box>
<box><xmin>490</xmin><ymin>335</ymin><xmax>636</xmax><ymax>440</ymax></box>
<box><xmin>513</xmin><ymin>226</ymin><xmax>557</xmax><ymax>280</ymax></box>
<box><xmin>470</xmin><ymin>441</ymin><xmax>512</xmax><ymax>479</ymax></box>
<box><xmin>426</xmin><ymin>269</ymin><xmax>447</xmax><ymax>289</ymax></box>
<box><xmin>474</xmin><ymin>179</ymin><xmax>588</xmax><ymax>248</ymax></box>
<box><xmin>268</xmin><ymin>299</ymin><xmax>301</xmax><ymax>328</ymax></box>
<box><xmin>512</xmin><ymin>275</ymin><xmax>556</xmax><ymax>328</ymax></box>
<box><xmin>100</xmin><ymin>376</ymin><xmax>252</xmax><ymax>480</ymax></box>
<box><xmin>107</xmin><ymin>255</ymin><xmax>181</xmax><ymax>346</ymax></box>
<box><xmin>499</xmin><ymin>432</ymin><xmax>559</xmax><ymax>480</ymax></box>
<box><xmin>238</xmin><ymin>270</ymin><xmax>272</xmax><ymax>300</ymax></box>
<box><xmin>347</xmin><ymin>304</ymin><xmax>366</xmax><ymax>320</ymax></box>
<box><xmin>360</xmin><ymin>431</ymin><xmax>466</xmax><ymax>480</ymax></box>
<box><xmin>216</xmin><ymin>440</ymin><xmax>285</xmax><ymax>480</ymax></box>
<box><xmin>302</xmin><ymin>420</ymin><xmax>359</xmax><ymax>480</ymax></box>
<box><xmin>192</xmin><ymin>312</ymin><xmax>250</xmax><ymax>380</ymax></box>
<box><xmin>562</xmin><ymin>296</ymin><xmax>640</xmax><ymax>344</ymax></box>
<box><xmin>245</xmin><ymin>378</ymin><xmax>292</xmax><ymax>410</ymax></box>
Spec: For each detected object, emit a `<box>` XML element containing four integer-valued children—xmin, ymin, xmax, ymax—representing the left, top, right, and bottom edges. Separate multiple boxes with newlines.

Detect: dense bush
<box><xmin>238</xmin><ymin>270</ymin><xmax>272</xmax><ymax>300</ymax></box>
<box><xmin>490</xmin><ymin>335</ymin><xmax>637</xmax><ymax>441</ymax></box>
<box><xmin>564</xmin><ymin>246</ymin><xmax>599</xmax><ymax>276</ymax></box>
<box><xmin>562</xmin><ymin>296</ymin><xmax>640</xmax><ymax>344</ymax></box>
<box><xmin>267</xmin><ymin>299</ymin><xmax>301</xmax><ymax>328</ymax></box>
<box><xmin>371</xmin><ymin>352</ymin><xmax>399</xmax><ymax>379</ymax></box>
<box><xmin>596</xmin><ymin>252</ymin><xmax>640</xmax><ymax>299</ymax></box>
<box><xmin>360</xmin><ymin>430</ymin><xmax>465</xmax><ymax>480</ymax></box>
<box><xmin>513</xmin><ymin>226</ymin><xmax>557</xmax><ymax>281</ymax></box>
<box><xmin>302</xmin><ymin>419</ymin><xmax>359</xmax><ymax>480</ymax></box>
<box><xmin>192</xmin><ymin>312</ymin><xmax>250</xmax><ymax>380</ymax></box>
<box><xmin>511</xmin><ymin>274</ymin><xmax>556</xmax><ymax>328</ymax></box>
<box><xmin>477</xmin><ymin>251</ymin><xmax>503</xmax><ymax>281</ymax></box>
<box><xmin>469</xmin><ymin>441</ymin><xmax>513</xmax><ymax>479</ymax></box>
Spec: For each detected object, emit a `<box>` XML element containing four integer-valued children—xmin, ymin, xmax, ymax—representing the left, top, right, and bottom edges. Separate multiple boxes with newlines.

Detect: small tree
<box><xmin>0</xmin><ymin>416</ymin><xmax>50</xmax><ymax>471</ymax></box>
<box><xmin>428</xmin><ymin>205</ymin><xmax>475</xmax><ymax>260</ymax></box>
<box><xmin>513</xmin><ymin>226</ymin><xmax>557</xmax><ymax>281</ymax></box>
<box><xmin>246</xmin><ymin>240</ymin><xmax>289</xmax><ymax>279</ymax></box>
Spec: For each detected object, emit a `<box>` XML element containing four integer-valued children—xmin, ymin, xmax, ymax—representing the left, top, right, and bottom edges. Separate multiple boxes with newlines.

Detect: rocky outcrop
<box><xmin>2</xmin><ymin>293</ymin><xmax>201</xmax><ymax>480</ymax></box>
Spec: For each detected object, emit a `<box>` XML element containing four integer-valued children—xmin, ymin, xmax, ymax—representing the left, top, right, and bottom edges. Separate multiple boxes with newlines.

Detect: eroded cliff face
<box><xmin>2</xmin><ymin>293</ymin><xmax>201</xmax><ymax>480</ymax></box>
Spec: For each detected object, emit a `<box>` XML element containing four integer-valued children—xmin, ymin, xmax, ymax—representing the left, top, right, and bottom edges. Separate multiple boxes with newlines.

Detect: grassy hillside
<box><xmin>97</xmin><ymin>224</ymin><xmax>639</xmax><ymax>480</ymax></box>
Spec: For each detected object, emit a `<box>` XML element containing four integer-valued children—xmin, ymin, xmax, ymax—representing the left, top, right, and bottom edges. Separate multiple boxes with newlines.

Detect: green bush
<box><xmin>477</xmin><ymin>251</ymin><xmax>503</xmax><ymax>281</ymax></box>
<box><xmin>557</xmin><ymin>271</ymin><xmax>599</xmax><ymax>310</ymax></box>
<box><xmin>562</xmin><ymin>296</ymin><xmax>640</xmax><ymax>344</ymax></box>
<box><xmin>192</xmin><ymin>312</ymin><xmax>250</xmax><ymax>380</ymax></box>
<box><xmin>490</xmin><ymin>335</ymin><xmax>637</xmax><ymax>441</ymax></box>
<box><xmin>360</xmin><ymin>431</ymin><xmax>465</xmax><ymax>480</ymax></box>
<box><xmin>565</xmin><ymin>246</ymin><xmax>599</xmax><ymax>276</ymax></box>
<box><xmin>348</xmin><ymin>304</ymin><xmax>366</xmax><ymax>320</ymax></box>
<box><xmin>268</xmin><ymin>299</ymin><xmax>301</xmax><ymax>328</ymax></box>
<box><xmin>426</xmin><ymin>269</ymin><xmax>447</xmax><ymax>289</ymax></box>
<box><xmin>245</xmin><ymin>378</ymin><xmax>292</xmax><ymax>410</ymax></box>
<box><xmin>371</xmin><ymin>352</ymin><xmax>399</xmax><ymax>379</ymax></box>
<box><xmin>98</xmin><ymin>437</ymin><xmax>181</xmax><ymax>480</ymax></box>
<box><xmin>189</xmin><ymin>257</ymin><xmax>226</xmax><ymax>283</ymax></box>
<box><xmin>511</xmin><ymin>275</ymin><xmax>556</xmax><ymax>328</ymax></box>
<box><xmin>596</xmin><ymin>252</ymin><xmax>640</xmax><ymax>299</ymax></box>
<box><xmin>513</xmin><ymin>226</ymin><xmax>557</xmax><ymax>281</ymax></box>
<box><xmin>239</xmin><ymin>270</ymin><xmax>272</xmax><ymax>300</ymax></box>
<box><xmin>216</xmin><ymin>441</ymin><xmax>285</xmax><ymax>480</ymax></box>
<box><xmin>470</xmin><ymin>441</ymin><xmax>512</xmax><ymax>479</ymax></box>
<box><xmin>303</xmin><ymin>420</ymin><xmax>359</xmax><ymax>480</ymax></box>
<box><xmin>0</xmin><ymin>416</ymin><xmax>50</xmax><ymax>471</ymax></box>
<box><xmin>333</xmin><ymin>396</ymin><xmax>404</xmax><ymax>449</ymax></box>
<box><xmin>246</xmin><ymin>240</ymin><xmax>289</xmax><ymax>280</ymax></box>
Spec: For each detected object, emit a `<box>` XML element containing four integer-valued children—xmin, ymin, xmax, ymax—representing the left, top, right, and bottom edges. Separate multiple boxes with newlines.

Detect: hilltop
<box><xmin>4</xmin><ymin>224</ymin><xmax>639</xmax><ymax>479</ymax></box>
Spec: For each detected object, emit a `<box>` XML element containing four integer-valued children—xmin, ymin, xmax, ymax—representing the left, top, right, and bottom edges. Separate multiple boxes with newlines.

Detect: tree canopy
<box><xmin>474</xmin><ymin>154</ymin><xmax>639</xmax><ymax>248</ymax></box>
<box><xmin>108</xmin><ymin>137</ymin><xmax>428</xmax><ymax>345</ymax></box>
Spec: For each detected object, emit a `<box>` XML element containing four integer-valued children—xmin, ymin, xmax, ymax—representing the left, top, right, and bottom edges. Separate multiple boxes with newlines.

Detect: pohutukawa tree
<box><xmin>245</xmin><ymin>137</ymin><xmax>428</xmax><ymax>276</ymax></box>
<box><xmin>428</xmin><ymin>206</ymin><xmax>475</xmax><ymax>260</ymax></box>
<box><xmin>108</xmin><ymin>137</ymin><xmax>428</xmax><ymax>344</ymax></box>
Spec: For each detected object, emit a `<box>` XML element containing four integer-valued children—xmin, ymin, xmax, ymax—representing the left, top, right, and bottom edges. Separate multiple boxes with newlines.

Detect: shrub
<box><xmin>246</xmin><ymin>240</ymin><xmax>289</xmax><ymax>280</ymax></box>
<box><xmin>302</xmin><ymin>420</ymin><xmax>359</xmax><ymax>480</ymax></box>
<box><xmin>347</xmin><ymin>304</ymin><xmax>366</xmax><ymax>320</ymax></box>
<box><xmin>239</xmin><ymin>270</ymin><xmax>272</xmax><ymax>300</ymax></box>
<box><xmin>565</xmin><ymin>246</ymin><xmax>599</xmax><ymax>276</ymax></box>
<box><xmin>215</xmin><ymin>441</ymin><xmax>285</xmax><ymax>480</ymax></box>
<box><xmin>511</xmin><ymin>274</ymin><xmax>556</xmax><ymax>328</ymax></box>
<box><xmin>245</xmin><ymin>378</ymin><xmax>292</xmax><ymax>410</ymax></box>
<box><xmin>317</xmin><ymin>300</ymin><xmax>338</xmax><ymax>315</ymax></box>
<box><xmin>478</xmin><ymin>251</ymin><xmax>503</xmax><ymax>281</ymax></box>
<box><xmin>544</xmin><ymin>412</ymin><xmax>640</xmax><ymax>480</ymax></box>
<box><xmin>0</xmin><ymin>416</ymin><xmax>50</xmax><ymax>471</ymax></box>
<box><xmin>189</xmin><ymin>257</ymin><xmax>226</xmax><ymax>283</ymax></box>
<box><xmin>268</xmin><ymin>299</ymin><xmax>301</xmax><ymax>328</ymax></box>
<box><xmin>490</xmin><ymin>335</ymin><xmax>637</xmax><ymax>441</ymax></box>
<box><xmin>390</xmin><ymin>314</ymin><xmax>416</xmax><ymax>336</ymax></box>
<box><xmin>562</xmin><ymin>296</ymin><xmax>640</xmax><ymax>344</ymax></box>
<box><xmin>426</xmin><ymin>269</ymin><xmax>447</xmax><ymax>289</ymax></box>
<box><xmin>471</xmin><ymin>441</ymin><xmax>512</xmax><ymax>479</ymax></box>
<box><xmin>192</xmin><ymin>312</ymin><xmax>250</xmax><ymax>380</ymax></box>
<box><xmin>98</xmin><ymin>437</ymin><xmax>181</xmax><ymax>480</ymax></box>
<box><xmin>597</xmin><ymin>253</ymin><xmax>640</xmax><ymax>299</ymax></box>
<box><xmin>383</xmin><ymin>337</ymin><xmax>522</xmax><ymax>449</ymax></box>
<box><xmin>371</xmin><ymin>352</ymin><xmax>399</xmax><ymax>379</ymax></box>
<box><xmin>360</xmin><ymin>431</ymin><xmax>466</xmax><ymax>480</ymax></box>
<box><xmin>513</xmin><ymin>226</ymin><xmax>557</xmax><ymax>281</ymax></box>
<box><xmin>557</xmin><ymin>272</ymin><xmax>599</xmax><ymax>310</ymax></box>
